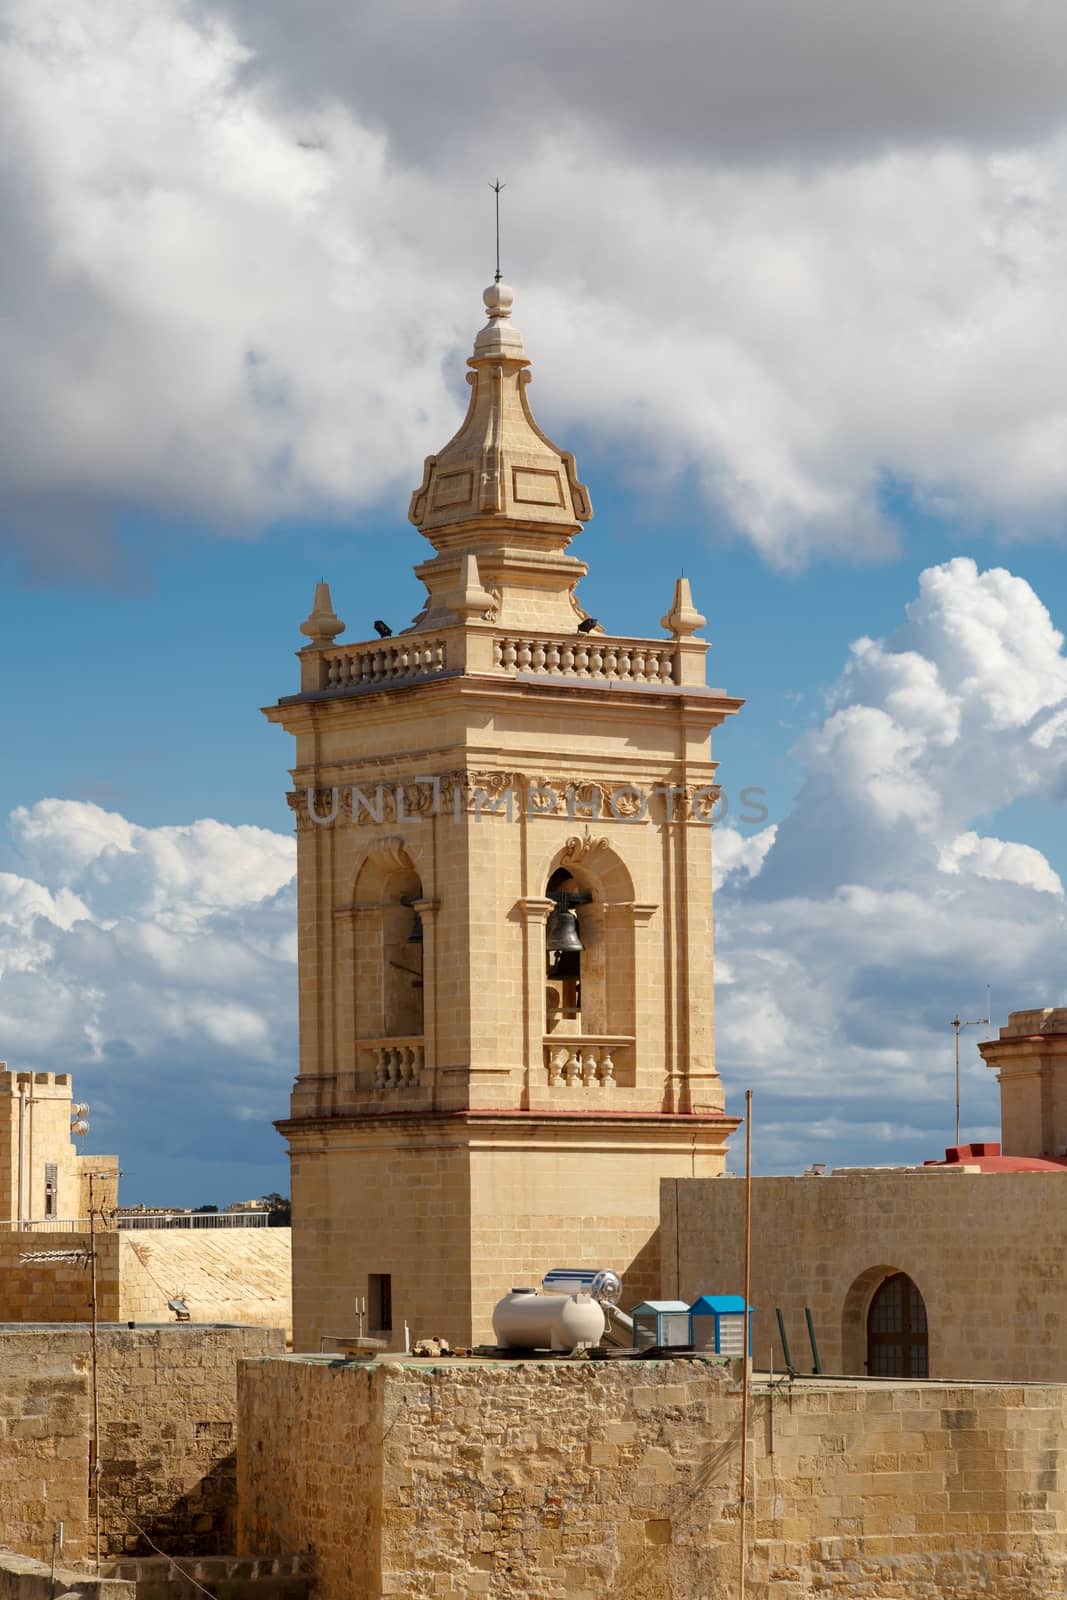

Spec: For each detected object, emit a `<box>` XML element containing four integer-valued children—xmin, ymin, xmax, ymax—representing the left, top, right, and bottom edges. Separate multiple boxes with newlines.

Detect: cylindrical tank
<box><xmin>492</xmin><ymin>1289</ymin><xmax>607</xmax><ymax>1352</ymax></box>
<box><xmin>541</xmin><ymin>1266</ymin><xmax>622</xmax><ymax>1304</ymax></box>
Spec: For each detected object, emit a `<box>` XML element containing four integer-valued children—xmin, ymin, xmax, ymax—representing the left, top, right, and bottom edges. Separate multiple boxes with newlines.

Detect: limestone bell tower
<box><xmin>265</xmin><ymin>279</ymin><xmax>743</xmax><ymax>1351</ymax></box>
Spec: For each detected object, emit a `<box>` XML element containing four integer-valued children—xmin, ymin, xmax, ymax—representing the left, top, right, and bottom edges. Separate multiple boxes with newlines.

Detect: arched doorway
<box><xmin>866</xmin><ymin>1272</ymin><xmax>928</xmax><ymax>1377</ymax></box>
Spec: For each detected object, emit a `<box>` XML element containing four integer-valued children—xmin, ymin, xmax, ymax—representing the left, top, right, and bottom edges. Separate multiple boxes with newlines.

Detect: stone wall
<box><xmin>0</xmin><ymin>1547</ymin><xmax>133</xmax><ymax>1600</ymax></box>
<box><xmin>749</xmin><ymin>1378</ymin><xmax>1067</xmax><ymax>1597</ymax></box>
<box><xmin>0</xmin><ymin>1229</ymin><xmax>290</xmax><ymax>1341</ymax></box>
<box><xmin>237</xmin><ymin>1354</ymin><xmax>1067</xmax><ymax>1598</ymax></box>
<box><xmin>0</xmin><ymin>1324</ymin><xmax>284</xmax><ymax>1569</ymax></box>
<box><xmin>117</xmin><ymin>1230</ymin><xmax>292</xmax><ymax>1339</ymax></box>
<box><xmin>0</xmin><ymin>1329</ymin><xmax>91</xmax><ymax>1563</ymax></box>
<box><xmin>96</xmin><ymin>1325</ymin><xmax>284</xmax><ymax>1560</ymax></box>
<box><xmin>0</xmin><ymin>1231</ymin><xmax>121</xmax><ymax>1323</ymax></box>
<box><xmin>661</xmin><ymin>1168</ymin><xmax>1067</xmax><ymax>1382</ymax></box>
<box><xmin>238</xmin><ymin>1356</ymin><xmax>383</xmax><ymax>1597</ymax></box>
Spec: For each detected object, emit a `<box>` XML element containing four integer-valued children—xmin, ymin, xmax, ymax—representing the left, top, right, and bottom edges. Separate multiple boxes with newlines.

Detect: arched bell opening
<box><xmin>545</xmin><ymin>866</ymin><xmax>588</xmax><ymax>1035</ymax></box>
<box><xmin>383</xmin><ymin>868</ymin><xmax>424</xmax><ymax>1038</ymax></box>
<box><xmin>350</xmin><ymin>841</ymin><xmax>427</xmax><ymax>1090</ymax></box>
<box><xmin>538</xmin><ymin>844</ymin><xmax>640</xmax><ymax>1090</ymax></box>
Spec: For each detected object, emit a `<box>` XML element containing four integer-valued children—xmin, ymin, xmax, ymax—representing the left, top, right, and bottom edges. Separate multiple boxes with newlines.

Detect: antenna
<box><xmin>952</xmin><ymin>986</ymin><xmax>992</xmax><ymax>1146</ymax></box>
<box><xmin>489</xmin><ymin>179</ymin><xmax>506</xmax><ymax>283</ymax></box>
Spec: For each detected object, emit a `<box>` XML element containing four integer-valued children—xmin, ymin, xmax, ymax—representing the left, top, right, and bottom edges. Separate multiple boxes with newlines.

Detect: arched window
<box><xmin>866</xmin><ymin>1272</ymin><xmax>928</xmax><ymax>1378</ymax></box>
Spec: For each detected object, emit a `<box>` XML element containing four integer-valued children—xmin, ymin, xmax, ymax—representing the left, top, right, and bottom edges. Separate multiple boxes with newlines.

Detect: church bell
<box><xmin>545</xmin><ymin>904</ymin><xmax>584</xmax><ymax>954</ymax></box>
<box><xmin>406</xmin><ymin>909</ymin><xmax>423</xmax><ymax>944</ymax></box>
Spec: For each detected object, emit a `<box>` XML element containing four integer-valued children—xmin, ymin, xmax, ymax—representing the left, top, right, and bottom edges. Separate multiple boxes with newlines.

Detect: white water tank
<box><xmin>492</xmin><ymin>1288</ymin><xmax>607</xmax><ymax>1352</ymax></box>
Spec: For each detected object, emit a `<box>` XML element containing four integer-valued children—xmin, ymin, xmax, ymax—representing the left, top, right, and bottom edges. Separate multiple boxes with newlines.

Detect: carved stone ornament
<box><xmin>560</xmin><ymin>834</ymin><xmax>613</xmax><ymax>868</ymax></box>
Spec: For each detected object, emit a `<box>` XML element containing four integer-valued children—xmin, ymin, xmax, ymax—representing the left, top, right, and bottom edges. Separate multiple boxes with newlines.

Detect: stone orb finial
<box><xmin>483</xmin><ymin>281</ymin><xmax>515</xmax><ymax>319</ymax></box>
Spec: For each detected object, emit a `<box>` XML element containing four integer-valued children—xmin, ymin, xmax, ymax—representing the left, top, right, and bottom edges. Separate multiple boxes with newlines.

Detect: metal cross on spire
<box><xmin>490</xmin><ymin>179</ymin><xmax>506</xmax><ymax>283</ymax></box>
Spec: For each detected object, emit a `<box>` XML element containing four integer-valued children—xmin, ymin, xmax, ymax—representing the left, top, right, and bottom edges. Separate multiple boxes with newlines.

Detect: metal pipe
<box><xmin>738</xmin><ymin>1088</ymin><xmax>753</xmax><ymax>1600</ymax></box>
<box><xmin>88</xmin><ymin>1176</ymin><xmax>101</xmax><ymax>1572</ymax></box>
<box><xmin>805</xmin><ymin>1306</ymin><xmax>823</xmax><ymax>1375</ymax></box>
<box><xmin>775</xmin><ymin>1307</ymin><xmax>795</xmax><ymax>1377</ymax></box>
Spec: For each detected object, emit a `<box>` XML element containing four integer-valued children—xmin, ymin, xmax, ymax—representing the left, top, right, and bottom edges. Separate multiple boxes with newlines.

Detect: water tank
<box><xmin>492</xmin><ymin>1288</ymin><xmax>606</xmax><ymax>1352</ymax></box>
<box><xmin>541</xmin><ymin>1266</ymin><xmax>623</xmax><ymax>1304</ymax></box>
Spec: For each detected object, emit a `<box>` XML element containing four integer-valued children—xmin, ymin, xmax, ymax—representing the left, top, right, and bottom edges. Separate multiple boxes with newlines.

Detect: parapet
<box><xmin>0</xmin><ymin>1069</ymin><xmax>73</xmax><ymax>1097</ymax></box>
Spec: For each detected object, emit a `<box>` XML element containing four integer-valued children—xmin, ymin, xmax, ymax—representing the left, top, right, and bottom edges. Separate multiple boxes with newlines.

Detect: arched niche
<box><xmin>351</xmin><ymin>837</ymin><xmax>424</xmax><ymax>1042</ymax></box>
<box><xmin>540</xmin><ymin>837</ymin><xmax>641</xmax><ymax>1085</ymax></box>
<box><xmin>843</xmin><ymin>1265</ymin><xmax>929</xmax><ymax>1378</ymax></box>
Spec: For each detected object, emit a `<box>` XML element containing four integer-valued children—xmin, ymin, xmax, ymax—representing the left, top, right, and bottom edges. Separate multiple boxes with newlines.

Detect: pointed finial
<box><xmin>299</xmin><ymin>580</ymin><xmax>344</xmax><ymax>648</ymax></box>
<box><xmin>445</xmin><ymin>552</ymin><xmax>495</xmax><ymax>621</ymax></box>
<box><xmin>661</xmin><ymin>576</ymin><xmax>706</xmax><ymax>638</ymax></box>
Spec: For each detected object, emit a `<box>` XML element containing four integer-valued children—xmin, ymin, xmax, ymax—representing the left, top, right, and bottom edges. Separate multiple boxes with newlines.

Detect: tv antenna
<box><xmin>489</xmin><ymin>179</ymin><xmax>505</xmax><ymax>283</ymax></box>
<box><xmin>952</xmin><ymin>984</ymin><xmax>991</xmax><ymax>1146</ymax></box>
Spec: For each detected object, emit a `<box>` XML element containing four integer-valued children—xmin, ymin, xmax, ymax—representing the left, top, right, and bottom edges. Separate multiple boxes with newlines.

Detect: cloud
<box><xmin>6</xmin><ymin>0</ymin><xmax>1067</xmax><ymax>571</ymax></box>
<box><xmin>0</xmin><ymin>798</ymin><xmax>296</xmax><ymax>1201</ymax></box>
<box><xmin>716</xmin><ymin>558</ymin><xmax>1067</xmax><ymax>1169</ymax></box>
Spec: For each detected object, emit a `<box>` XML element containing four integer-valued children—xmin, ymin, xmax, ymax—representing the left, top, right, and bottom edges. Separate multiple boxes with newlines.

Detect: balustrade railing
<box><xmin>495</xmin><ymin>633</ymin><xmax>677</xmax><ymax>685</ymax></box>
<box><xmin>543</xmin><ymin>1036</ymin><xmax>634</xmax><ymax>1088</ymax></box>
<box><xmin>321</xmin><ymin>638</ymin><xmax>448</xmax><ymax>689</ymax></box>
<box><xmin>366</xmin><ymin>1037</ymin><xmax>426</xmax><ymax>1089</ymax></box>
<box><xmin>0</xmin><ymin>1212</ymin><xmax>271</xmax><ymax>1232</ymax></box>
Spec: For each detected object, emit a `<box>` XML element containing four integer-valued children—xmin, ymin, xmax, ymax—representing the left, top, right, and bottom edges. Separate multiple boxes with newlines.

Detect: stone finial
<box><xmin>473</xmin><ymin>280</ymin><xmax>525</xmax><ymax>360</ymax></box>
<box><xmin>660</xmin><ymin>576</ymin><xmax>706</xmax><ymax>638</ymax></box>
<box><xmin>408</xmin><ymin>279</ymin><xmax>591</xmax><ymax>542</ymax></box>
<box><xmin>299</xmin><ymin>581</ymin><xmax>344</xmax><ymax>649</ymax></box>
<box><xmin>444</xmin><ymin>553</ymin><xmax>495</xmax><ymax>620</ymax></box>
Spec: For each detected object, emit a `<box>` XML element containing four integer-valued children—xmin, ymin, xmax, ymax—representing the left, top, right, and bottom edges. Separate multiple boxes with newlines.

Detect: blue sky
<box><xmin>5</xmin><ymin>0</ymin><xmax>1067</xmax><ymax>1201</ymax></box>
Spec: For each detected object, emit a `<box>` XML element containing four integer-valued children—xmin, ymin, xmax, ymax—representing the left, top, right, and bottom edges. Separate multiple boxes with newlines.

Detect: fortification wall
<box><xmin>661</xmin><ymin>1168</ymin><xmax>1067</xmax><ymax>1382</ymax></box>
<box><xmin>0</xmin><ymin>1324</ymin><xmax>283</xmax><ymax>1568</ymax></box>
<box><xmin>117</xmin><ymin>1230</ymin><xmax>292</xmax><ymax>1339</ymax></box>
<box><xmin>236</xmin><ymin>1356</ymin><xmax>1067</xmax><ymax>1598</ymax></box>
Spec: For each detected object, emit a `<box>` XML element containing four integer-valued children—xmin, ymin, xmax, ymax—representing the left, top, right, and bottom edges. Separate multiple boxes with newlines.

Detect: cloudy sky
<box><xmin>4</xmin><ymin>0</ymin><xmax>1067</xmax><ymax>1198</ymax></box>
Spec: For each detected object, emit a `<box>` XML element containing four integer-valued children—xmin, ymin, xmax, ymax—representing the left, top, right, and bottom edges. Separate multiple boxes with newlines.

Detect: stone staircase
<box><xmin>105</xmin><ymin>1555</ymin><xmax>314</xmax><ymax>1600</ymax></box>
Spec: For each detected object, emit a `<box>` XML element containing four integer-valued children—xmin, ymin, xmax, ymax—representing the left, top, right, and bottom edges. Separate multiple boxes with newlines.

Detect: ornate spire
<box><xmin>409</xmin><ymin>282</ymin><xmax>592</xmax><ymax>542</ymax></box>
<box><xmin>299</xmin><ymin>581</ymin><xmax>344</xmax><ymax>648</ymax></box>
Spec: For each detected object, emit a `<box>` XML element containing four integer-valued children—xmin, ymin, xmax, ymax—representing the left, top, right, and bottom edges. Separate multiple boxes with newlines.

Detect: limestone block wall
<box><xmin>237</xmin><ymin>1356</ymin><xmax>1067</xmax><ymax>1599</ymax></box>
<box><xmin>237</xmin><ymin>1356</ymin><xmax>383</xmax><ymax>1598</ymax></box>
<box><xmin>0</xmin><ymin>1324</ymin><xmax>284</xmax><ymax>1568</ymax></box>
<box><xmin>0</xmin><ymin>1231</ymin><xmax>121</xmax><ymax>1322</ymax></box>
<box><xmin>662</xmin><ymin>1168</ymin><xmax>1067</xmax><ymax>1382</ymax></box>
<box><xmin>96</xmin><ymin>1325</ymin><xmax>284</xmax><ymax>1559</ymax></box>
<box><xmin>0</xmin><ymin>1329</ymin><xmax>91</xmax><ymax>1562</ymax></box>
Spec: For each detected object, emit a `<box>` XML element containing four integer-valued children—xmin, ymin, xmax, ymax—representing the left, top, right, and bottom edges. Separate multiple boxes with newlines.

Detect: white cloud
<box><xmin>712</xmin><ymin>822</ymin><xmax>777</xmax><ymax>891</ymax></box>
<box><xmin>7</xmin><ymin>2</ymin><xmax>1067</xmax><ymax>569</ymax></box>
<box><xmin>0</xmin><ymin>799</ymin><xmax>296</xmax><ymax>1198</ymax></box>
<box><xmin>938</xmin><ymin>832</ymin><xmax>1064</xmax><ymax>896</ymax></box>
<box><xmin>717</xmin><ymin>559</ymin><xmax>1067</xmax><ymax>1169</ymax></box>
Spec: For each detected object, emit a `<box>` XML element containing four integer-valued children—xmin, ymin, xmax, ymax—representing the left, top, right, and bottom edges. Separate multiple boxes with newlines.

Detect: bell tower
<box><xmin>265</xmin><ymin>280</ymin><xmax>743</xmax><ymax>1351</ymax></box>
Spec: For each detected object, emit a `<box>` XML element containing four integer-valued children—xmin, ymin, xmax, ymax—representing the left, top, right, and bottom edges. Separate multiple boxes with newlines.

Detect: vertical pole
<box><xmin>953</xmin><ymin>1015</ymin><xmax>961</xmax><ymax>1146</ymax></box>
<box><xmin>738</xmin><ymin>1088</ymin><xmax>753</xmax><ymax>1600</ymax></box>
<box><xmin>18</xmin><ymin>1084</ymin><xmax>27</xmax><ymax>1228</ymax></box>
<box><xmin>89</xmin><ymin>1175</ymin><xmax>101</xmax><ymax>1573</ymax></box>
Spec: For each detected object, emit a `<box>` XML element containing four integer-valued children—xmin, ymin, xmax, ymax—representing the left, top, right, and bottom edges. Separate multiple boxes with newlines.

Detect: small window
<box><xmin>369</xmin><ymin>1273</ymin><xmax>392</xmax><ymax>1333</ymax></box>
<box><xmin>44</xmin><ymin>1163</ymin><xmax>58</xmax><ymax>1219</ymax></box>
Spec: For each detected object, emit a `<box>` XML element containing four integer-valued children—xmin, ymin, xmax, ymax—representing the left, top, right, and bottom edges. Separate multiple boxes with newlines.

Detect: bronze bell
<box><xmin>406</xmin><ymin>909</ymin><xmax>423</xmax><ymax>944</ymax></box>
<box><xmin>545</xmin><ymin>904</ymin><xmax>584</xmax><ymax>954</ymax></box>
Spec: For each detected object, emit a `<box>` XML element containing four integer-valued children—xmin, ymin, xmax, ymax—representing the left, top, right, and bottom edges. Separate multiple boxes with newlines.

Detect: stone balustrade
<box><xmin>494</xmin><ymin>632</ymin><xmax>677</xmax><ymax>685</ymax></box>
<box><xmin>543</xmin><ymin>1036</ymin><xmax>634</xmax><ymax>1087</ymax></box>
<box><xmin>368</xmin><ymin>1038</ymin><xmax>426</xmax><ymax>1089</ymax></box>
<box><xmin>320</xmin><ymin>638</ymin><xmax>448</xmax><ymax>689</ymax></box>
